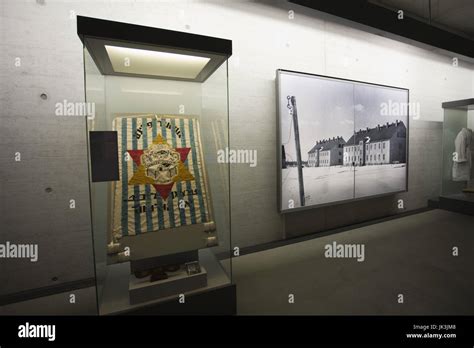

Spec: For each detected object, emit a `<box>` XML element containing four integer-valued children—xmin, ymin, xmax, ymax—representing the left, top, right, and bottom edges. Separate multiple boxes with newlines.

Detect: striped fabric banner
<box><xmin>112</xmin><ymin>115</ymin><xmax>210</xmax><ymax>238</ymax></box>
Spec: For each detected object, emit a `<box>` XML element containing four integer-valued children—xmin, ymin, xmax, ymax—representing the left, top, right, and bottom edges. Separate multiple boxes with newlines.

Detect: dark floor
<box><xmin>233</xmin><ymin>209</ymin><xmax>474</xmax><ymax>315</ymax></box>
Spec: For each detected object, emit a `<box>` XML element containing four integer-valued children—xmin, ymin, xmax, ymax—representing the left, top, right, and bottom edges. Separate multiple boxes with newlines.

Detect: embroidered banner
<box><xmin>112</xmin><ymin>115</ymin><xmax>210</xmax><ymax>237</ymax></box>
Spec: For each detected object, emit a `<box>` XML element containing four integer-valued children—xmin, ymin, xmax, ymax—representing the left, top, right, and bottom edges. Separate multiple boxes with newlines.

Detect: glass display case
<box><xmin>441</xmin><ymin>99</ymin><xmax>474</xmax><ymax>197</ymax></box>
<box><xmin>78</xmin><ymin>16</ymin><xmax>233</xmax><ymax>314</ymax></box>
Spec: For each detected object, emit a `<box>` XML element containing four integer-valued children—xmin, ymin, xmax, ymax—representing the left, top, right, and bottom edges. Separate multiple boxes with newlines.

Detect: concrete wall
<box><xmin>0</xmin><ymin>0</ymin><xmax>96</xmax><ymax>312</ymax></box>
<box><xmin>0</xmin><ymin>0</ymin><xmax>473</xmax><ymax>311</ymax></box>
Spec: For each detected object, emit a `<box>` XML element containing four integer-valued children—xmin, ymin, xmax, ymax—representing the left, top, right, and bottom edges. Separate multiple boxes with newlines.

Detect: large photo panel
<box><xmin>278</xmin><ymin>70</ymin><xmax>408</xmax><ymax>213</ymax></box>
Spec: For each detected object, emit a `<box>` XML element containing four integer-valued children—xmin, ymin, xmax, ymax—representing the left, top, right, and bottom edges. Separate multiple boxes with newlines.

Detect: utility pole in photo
<box><xmin>288</xmin><ymin>95</ymin><xmax>305</xmax><ymax>207</ymax></box>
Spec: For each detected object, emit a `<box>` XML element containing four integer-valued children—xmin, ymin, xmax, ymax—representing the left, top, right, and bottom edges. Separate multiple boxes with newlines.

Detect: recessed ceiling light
<box><xmin>78</xmin><ymin>16</ymin><xmax>231</xmax><ymax>82</ymax></box>
<box><xmin>105</xmin><ymin>45</ymin><xmax>211</xmax><ymax>79</ymax></box>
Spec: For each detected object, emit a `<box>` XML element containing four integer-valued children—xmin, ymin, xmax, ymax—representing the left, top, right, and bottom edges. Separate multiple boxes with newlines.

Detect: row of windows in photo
<box><xmin>346</xmin><ymin>153</ymin><xmax>387</xmax><ymax>162</ymax></box>
<box><xmin>345</xmin><ymin>142</ymin><xmax>387</xmax><ymax>153</ymax></box>
<box><xmin>313</xmin><ymin>151</ymin><xmax>389</xmax><ymax>163</ymax></box>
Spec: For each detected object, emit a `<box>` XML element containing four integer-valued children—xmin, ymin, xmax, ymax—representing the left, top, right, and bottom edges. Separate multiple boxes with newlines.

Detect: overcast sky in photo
<box><xmin>354</xmin><ymin>83</ymin><xmax>408</xmax><ymax>131</ymax></box>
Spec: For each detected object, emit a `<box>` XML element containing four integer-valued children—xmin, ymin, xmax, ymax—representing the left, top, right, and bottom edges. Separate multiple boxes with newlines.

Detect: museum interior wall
<box><xmin>1</xmin><ymin>0</ymin><xmax>473</xmax><ymax>313</ymax></box>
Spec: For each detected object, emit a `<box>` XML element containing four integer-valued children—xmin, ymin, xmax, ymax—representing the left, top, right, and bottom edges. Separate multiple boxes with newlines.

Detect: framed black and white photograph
<box><xmin>277</xmin><ymin>70</ymin><xmax>409</xmax><ymax>212</ymax></box>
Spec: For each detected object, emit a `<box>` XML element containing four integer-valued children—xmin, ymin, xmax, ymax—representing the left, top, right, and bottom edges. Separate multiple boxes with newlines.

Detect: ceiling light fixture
<box><xmin>105</xmin><ymin>45</ymin><xmax>210</xmax><ymax>79</ymax></box>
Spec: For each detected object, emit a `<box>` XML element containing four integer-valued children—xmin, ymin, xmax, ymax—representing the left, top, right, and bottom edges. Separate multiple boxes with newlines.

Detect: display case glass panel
<box><xmin>80</xmin><ymin>16</ymin><xmax>232</xmax><ymax>314</ymax></box>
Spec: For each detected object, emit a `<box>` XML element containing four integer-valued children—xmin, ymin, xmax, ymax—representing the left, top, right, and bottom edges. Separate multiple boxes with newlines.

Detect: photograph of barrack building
<box><xmin>307</xmin><ymin>136</ymin><xmax>346</xmax><ymax>167</ymax></box>
<box><xmin>343</xmin><ymin>120</ymin><xmax>406</xmax><ymax>166</ymax></box>
<box><xmin>279</xmin><ymin>71</ymin><xmax>409</xmax><ymax>209</ymax></box>
<box><xmin>307</xmin><ymin>121</ymin><xmax>406</xmax><ymax>168</ymax></box>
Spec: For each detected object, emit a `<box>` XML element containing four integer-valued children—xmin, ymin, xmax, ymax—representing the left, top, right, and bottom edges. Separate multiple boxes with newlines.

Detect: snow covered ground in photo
<box><xmin>354</xmin><ymin>164</ymin><xmax>406</xmax><ymax>199</ymax></box>
<box><xmin>281</xmin><ymin>164</ymin><xmax>406</xmax><ymax>210</ymax></box>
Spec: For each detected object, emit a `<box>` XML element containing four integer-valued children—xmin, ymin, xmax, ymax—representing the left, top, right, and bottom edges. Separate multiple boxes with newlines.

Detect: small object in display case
<box><xmin>185</xmin><ymin>261</ymin><xmax>202</xmax><ymax>275</ymax></box>
<box><xmin>78</xmin><ymin>16</ymin><xmax>234</xmax><ymax>314</ymax></box>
